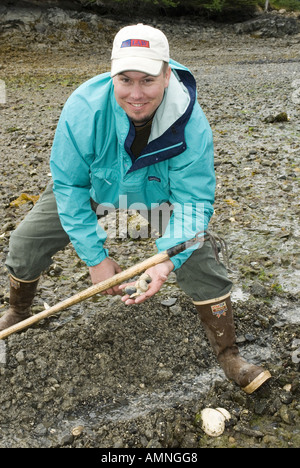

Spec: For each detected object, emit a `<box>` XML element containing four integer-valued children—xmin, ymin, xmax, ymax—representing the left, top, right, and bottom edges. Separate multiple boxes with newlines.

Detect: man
<box><xmin>1</xmin><ymin>24</ymin><xmax>271</xmax><ymax>394</ymax></box>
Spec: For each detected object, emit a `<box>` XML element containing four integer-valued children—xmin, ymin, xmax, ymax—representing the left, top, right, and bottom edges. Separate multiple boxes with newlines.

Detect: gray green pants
<box><xmin>5</xmin><ymin>182</ymin><xmax>232</xmax><ymax>302</ymax></box>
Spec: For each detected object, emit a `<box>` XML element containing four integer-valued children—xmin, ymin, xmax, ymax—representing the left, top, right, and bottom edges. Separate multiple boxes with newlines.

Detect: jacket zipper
<box><xmin>140</xmin><ymin>141</ymin><xmax>184</xmax><ymax>159</ymax></box>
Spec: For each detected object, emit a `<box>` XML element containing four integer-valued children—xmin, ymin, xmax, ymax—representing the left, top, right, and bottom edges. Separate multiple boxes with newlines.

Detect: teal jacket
<box><xmin>50</xmin><ymin>59</ymin><xmax>215</xmax><ymax>270</ymax></box>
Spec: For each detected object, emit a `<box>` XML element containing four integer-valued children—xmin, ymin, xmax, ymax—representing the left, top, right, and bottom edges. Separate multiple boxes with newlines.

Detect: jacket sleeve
<box><xmin>155</xmin><ymin>103</ymin><xmax>215</xmax><ymax>270</ymax></box>
<box><xmin>50</xmin><ymin>95</ymin><xmax>108</xmax><ymax>267</ymax></box>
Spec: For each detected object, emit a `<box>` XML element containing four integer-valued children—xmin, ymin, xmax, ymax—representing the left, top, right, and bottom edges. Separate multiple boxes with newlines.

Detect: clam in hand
<box><xmin>125</xmin><ymin>273</ymin><xmax>152</xmax><ymax>298</ymax></box>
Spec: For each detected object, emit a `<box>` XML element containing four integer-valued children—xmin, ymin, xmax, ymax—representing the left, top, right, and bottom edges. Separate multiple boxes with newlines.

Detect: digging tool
<box><xmin>0</xmin><ymin>231</ymin><xmax>207</xmax><ymax>340</ymax></box>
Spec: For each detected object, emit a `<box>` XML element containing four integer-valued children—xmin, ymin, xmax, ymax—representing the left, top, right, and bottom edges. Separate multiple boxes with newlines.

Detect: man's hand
<box><xmin>89</xmin><ymin>257</ymin><xmax>122</xmax><ymax>296</ymax></box>
<box><xmin>119</xmin><ymin>260</ymin><xmax>174</xmax><ymax>305</ymax></box>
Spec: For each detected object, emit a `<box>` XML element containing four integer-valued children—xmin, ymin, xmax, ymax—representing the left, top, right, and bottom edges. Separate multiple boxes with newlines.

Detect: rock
<box><xmin>250</xmin><ymin>282</ymin><xmax>268</xmax><ymax>297</ymax></box>
<box><xmin>146</xmin><ymin>439</ymin><xmax>162</xmax><ymax>449</ymax></box>
<box><xmin>280</xmin><ymin>391</ymin><xmax>293</xmax><ymax>405</ymax></box>
<box><xmin>169</xmin><ymin>304</ymin><xmax>182</xmax><ymax>316</ymax></box>
<box><xmin>233</xmin><ymin>424</ymin><xmax>264</xmax><ymax>438</ymax></box>
<box><xmin>124</xmin><ymin>287</ymin><xmax>137</xmax><ymax>296</ymax></box>
<box><xmin>254</xmin><ymin>399</ymin><xmax>269</xmax><ymax>415</ymax></box>
<box><xmin>279</xmin><ymin>405</ymin><xmax>294</xmax><ymax>425</ymax></box>
<box><xmin>33</xmin><ymin>423</ymin><xmax>47</xmax><ymax>437</ymax></box>
<box><xmin>264</xmin><ymin>112</ymin><xmax>289</xmax><ymax>123</ymax></box>
<box><xmin>59</xmin><ymin>432</ymin><xmax>74</xmax><ymax>446</ymax></box>
<box><xmin>15</xmin><ymin>350</ymin><xmax>26</xmax><ymax>364</ymax></box>
<box><xmin>161</xmin><ymin>298</ymin><xmax>177</xmax><ymax>307</ymax></box>
<box><xmin>245</xmin><ymin>333</ymin><xmax>256</xmax><ymax>342</ymax></box>
<box><xmin>1</xmin><ymin>222</ymin><xmax>15</xmax><ymax>233</ymax></box>
<box><xmin>234</xmin><ymin>15</ymin><xmax>300</xmax><ymax>37</ymax></box>
<box><xmin>156</xmin><ymin>368</ymin><xmax>174</xmax><ymax>381</ymax></box>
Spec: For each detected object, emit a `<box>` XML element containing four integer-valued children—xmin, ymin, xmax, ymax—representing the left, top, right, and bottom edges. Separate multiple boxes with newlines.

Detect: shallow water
<box><xmin>272</xmin><ymin>297</ymin><xmax>300</xmax><ymax>325</ymax></box>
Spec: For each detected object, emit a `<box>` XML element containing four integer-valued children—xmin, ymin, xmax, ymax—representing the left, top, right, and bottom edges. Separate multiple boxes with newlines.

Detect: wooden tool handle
<box><xmin>0</xmin><ymin>232</ymin><xmax>204</xmax><ymax>340</ymax></box>
<box><xmin>0</xmin><ymin>251</ymin><xmax>169</xmax><ymax>340</ymax></box>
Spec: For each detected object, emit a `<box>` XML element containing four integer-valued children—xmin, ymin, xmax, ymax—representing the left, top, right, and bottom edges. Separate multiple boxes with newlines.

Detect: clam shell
<box><xmin>72</xmin><ymin>425</ymin><xmax>84</xmax><ymax>437</ymax></box>
<box><xmin>216</xmin><ymin>407</ymin><xmax>231</xmax><ymax>421</ymax></box>
<box><xmin>201</xmin><ymin>408</ymin><xmax>230</xmax><ymax>437</ymax></box>
<box><xmin>126</xmin><ymin>274</ymin><xmax>152</xmax><ymax>298</ymax></box>
<box><xmin>136</xmin><ymin>279</ymin><xmax>149</xmax><ymax>292</ymax></box>
<box><xmin>129</xmin><ymin>291</ymin><xmax>140</xmax><ymax>298</ymax></box>
<box><xmin>140</xmin><ymin>273</ymin><xmax>152</xmax><ymax>284</ymax></box>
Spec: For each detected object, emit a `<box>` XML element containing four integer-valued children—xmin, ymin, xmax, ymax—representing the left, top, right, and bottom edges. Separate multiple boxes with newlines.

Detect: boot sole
<box><xmin>242</xmin><ymin>370</ymin><xmax>272</xmax><ymax>394</ymax></box>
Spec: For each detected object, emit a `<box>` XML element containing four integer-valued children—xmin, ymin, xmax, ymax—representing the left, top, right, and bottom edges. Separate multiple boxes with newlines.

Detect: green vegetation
<box><xmin>89</xmin><ymin>0</ymin><xmax>300</xmax><ymax>15</ymax></box>
<box><xmin>269</xmin><ymin>0</ymin><xmax>300</xmax><ymax>10</ymax></box>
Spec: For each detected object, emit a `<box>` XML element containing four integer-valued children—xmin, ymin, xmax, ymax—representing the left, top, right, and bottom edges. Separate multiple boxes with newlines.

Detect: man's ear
<box><xmin>164</xmin><ymin>66</ymin><xmax>172</xmax><ymax>89</ymax></box>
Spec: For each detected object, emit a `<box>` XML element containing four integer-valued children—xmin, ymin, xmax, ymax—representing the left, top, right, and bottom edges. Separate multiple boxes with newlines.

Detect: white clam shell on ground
<box><xmin>201</xmin><ymin>408</ymin><xmax>231</xmax><ymax>437</ymax></box>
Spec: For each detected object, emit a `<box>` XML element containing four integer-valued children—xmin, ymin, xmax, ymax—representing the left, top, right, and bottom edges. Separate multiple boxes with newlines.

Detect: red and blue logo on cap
<box><xmin>121</xmin><ymin>39</ymin><xmax>150</xmax><ymax>48</ymax></box>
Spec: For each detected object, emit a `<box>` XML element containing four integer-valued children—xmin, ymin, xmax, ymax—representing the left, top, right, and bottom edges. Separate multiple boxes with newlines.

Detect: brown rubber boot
<box><xmin>194</xmin><ymin>294</ymin><xmax>271</xmax><ymax>394</ymax></box>
<box><xmin>0</xmin><ymin>276</ymin><xmax>39</xmax><ymax>332</ymax></box>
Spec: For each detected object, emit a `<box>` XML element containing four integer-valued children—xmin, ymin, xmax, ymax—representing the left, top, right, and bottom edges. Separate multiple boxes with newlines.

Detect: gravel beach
<box><xmin>0</xmin><ymin>4</ymin><xmax>299</xmax><ymax>448</ymax></box>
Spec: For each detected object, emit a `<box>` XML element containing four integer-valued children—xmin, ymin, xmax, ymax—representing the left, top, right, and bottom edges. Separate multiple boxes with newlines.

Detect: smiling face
<box><xmin>113</xmin><ymin>67</ymin><xmax>171</xmax><ymax>126</ymax></box>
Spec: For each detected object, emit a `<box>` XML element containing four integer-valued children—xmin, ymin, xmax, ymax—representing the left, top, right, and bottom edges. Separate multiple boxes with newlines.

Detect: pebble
<box><xmin>33</xmin><ymin>423</ymin><xmax>47</xmax><ymax>437</ymax></box>
<box><xmin>250</xmin><ymin>282</ymin><xmax>268</xmax><ymax>298</ymax></box>
<box><xmin>279</xmin><ymin>405</ymin><xmax>293</xmax><ymax>425</ymax></box>
<box><xmin>15</xmin><ymin>350</ymin><xmax>26</xmax><ymax>364</ymax></box>
<box><xmin>161</xmin><ymin>298</ymin><xmax>177</xmax><ymax>307</ymax></box>
<box><xmin>245</xmin><ymin>333</ymin><xmax>256</xmax><ymax>342</ymax></box>
<box><xmin>169</xmin><ymin>305</ymin><xmax>182</xmax><ymax>316</ymax></box>
<box><xmin>72</xmin><ymin>425</ymin><xmax>84</xmax><ymax>437</ymax></box>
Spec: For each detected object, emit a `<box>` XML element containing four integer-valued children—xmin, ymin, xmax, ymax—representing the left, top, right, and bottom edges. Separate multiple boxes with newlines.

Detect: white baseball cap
<box><xmin>111</xmin><ymin>24</ymin><xmax>170</xmax><ymax>77</ymax></box>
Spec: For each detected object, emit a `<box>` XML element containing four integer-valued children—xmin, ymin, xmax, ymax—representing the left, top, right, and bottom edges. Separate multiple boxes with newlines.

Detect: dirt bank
<box><xmin>0</xmin><ymin>6</ymin><xmax>299</xmax><ymax>448</ymax></box>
